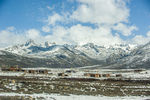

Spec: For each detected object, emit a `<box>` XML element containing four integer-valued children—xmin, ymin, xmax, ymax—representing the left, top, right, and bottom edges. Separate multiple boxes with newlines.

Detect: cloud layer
<box><xmin>131</xmin><ymin>31</ymin><xmax>150</xmax><ymax>45</ymax></box>
<box><xmin>40</xmin><ymin>0</ymin><xmax>137</xmax><ymax>45</ymax></box>
<box><xmin>0</xmin><ymin>0</ymin><xmax>148</xmax><ymax>48</ymax></box>
<box><xmin>71</xmin><ymin>0</ymin><xmax>129</xmax><ymax>25</ymax></box>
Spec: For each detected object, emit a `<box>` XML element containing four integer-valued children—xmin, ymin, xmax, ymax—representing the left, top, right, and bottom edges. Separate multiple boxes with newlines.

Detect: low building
<box><xmin>134</xmin><ymin>69</ymin><xmax>143</xmax><ymax>73</ymax></box>
<box><xmin>84</xmin><ymin>73</ymin><xmax>91</xmax><ymax>77</ymax></box>
<box><xmin>1</xmin><ymin>66</ymin><xmax>21</xmax><ymax>72</ymax></box>
<box><xmin>65</xmin><ymin>70</ymin><xmax>76</xmax><ymax>73</ymax></box>
<box><xmin>58</xmin><ymin>73</ymin><xmax>68</xmax><ymax>77</ymax></box>
<box><xmin>28</xmin><ymin>70</ymin><xmax>36</xmax><ymax>74</ymax></box>
<box><xmin>102</xmin><ymin>74</ymin><xmax>110</xmax><ymax>77</ymax></box>
<box><xmin>26</xmin><ymin>69</ymin><xmax>48</xmax><ymax>74</ymax></box>
<box><xmin>84</xmin><ymin>73</ymin><xmax>101</xmax><ymax>78</ymax></box>
<box><xmin>10</xmin><ymin>66</ymin><xmax>22</xmax><ymax>72</ymax></box>
<box><xmin>38</xmin><ymin>70</ymin><xmax>48</xmax><ymax>74</ymax></box>
<box><xmin>116</xmin><ymin>74</ymin><xmax>122</xmax><ymax>77</ymax></box>
<box><xmin>1</xmin><ymin>67</ymin><xmax>49</xmax><ymax>75</ymax></box>
<box><xmin>1</xmin><ymin>68</ymin><xmax>10</xmax><ymax>71</ymax></box>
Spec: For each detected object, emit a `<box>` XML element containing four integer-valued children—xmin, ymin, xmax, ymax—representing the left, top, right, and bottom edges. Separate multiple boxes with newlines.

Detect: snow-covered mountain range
<box><xmin>0</xmin><ymin>40</ymin><xmax>150</xmax><ymax>69</ymax></box>
<box><xmin>4</xmin><ymin>40</ymin><xmax>135</xmax><ymax>59</ymax></box>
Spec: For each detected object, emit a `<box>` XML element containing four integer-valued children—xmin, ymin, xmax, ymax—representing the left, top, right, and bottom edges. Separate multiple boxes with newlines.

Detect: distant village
<box><xmin>0</xmin><ymin>66</ymin><xmax>145</xmax><ymax>79</ymax></box>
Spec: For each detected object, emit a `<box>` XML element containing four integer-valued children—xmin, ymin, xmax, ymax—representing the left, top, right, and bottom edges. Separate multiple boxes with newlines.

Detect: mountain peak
<box><xmin>83</xmin><ymin>43</ymin><xmax>96</xmax><ymax>47</ymax></box>
<box><xmin>25</xmin><ymin>39</ymin><xmax>36</xmax><ymax>46</ymax></box>
<box><xmin>44</xmin><ymin>41</ymin><xmax>56</xmax><ymax>47</ymax></box>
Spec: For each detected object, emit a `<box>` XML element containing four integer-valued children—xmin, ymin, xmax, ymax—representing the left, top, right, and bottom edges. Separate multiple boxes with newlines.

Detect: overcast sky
<box><xmin>0</xmin><ymin>0</ymin><xmax>150</xmax><ymax>47</ymax></box>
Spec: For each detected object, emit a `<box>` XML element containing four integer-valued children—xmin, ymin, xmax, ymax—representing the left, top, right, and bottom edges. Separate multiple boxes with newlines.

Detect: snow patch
<box><xmin>0</xmin><ymin>93</ymin><xmax>149</xmax><ymax>100</ymax></box>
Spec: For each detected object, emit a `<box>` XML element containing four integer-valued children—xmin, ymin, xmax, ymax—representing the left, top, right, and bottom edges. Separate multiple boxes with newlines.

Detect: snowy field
<box><xmin>0</xmin><ymin>93</ymin><xmax>150</xmax><ymax>100</ymax></box>
<box><xmin>0</xmin><ymin>68</ymin><xmax>150</xmax><ymax>100</ymax></box>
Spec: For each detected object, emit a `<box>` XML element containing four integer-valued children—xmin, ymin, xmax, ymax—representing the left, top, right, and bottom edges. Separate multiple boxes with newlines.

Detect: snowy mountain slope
<box><xmin>4</xmin><ymin>40</ymin><xmax>135</xmax><ymax>60</ymax></box>
<box><xmin>0</xmin><ymin>49</ymin><xmax>101</xmax><ymax>68</ymax></box>
<box><xmin>1</xmin><ymin>40</ymin><xmax>150</xmax><ymax>69</ymax></box>
<box><xmin>75</xmin><ymin>43</ymin><xmax>135</xmax><ymax>60</ymax></box>
<box><xmin>5</xmin><ymin>40</ymin><xmax>83</xmax><ymax>59</ymax></box>
<box><xmin>0</xmin><ymin>40</ymin><xmax>102</xmax><ymax>68</ymax></box>
<box><xmin>105</xmin><ymin>42</ymin><xmax>150</xmax><ymax>69</ymax></box>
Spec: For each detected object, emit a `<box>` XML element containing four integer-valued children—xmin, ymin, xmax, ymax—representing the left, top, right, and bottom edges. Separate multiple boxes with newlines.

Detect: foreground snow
<box><xmin>0</xmin><ymin>93</ymin><xmax>149</xmax><ymax>100</ymax></box>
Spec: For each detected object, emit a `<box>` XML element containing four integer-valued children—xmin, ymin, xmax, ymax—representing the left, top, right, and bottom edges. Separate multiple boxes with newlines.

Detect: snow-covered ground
<box><xmin>120</xmin><ymin>70</ymin><xmax>150</xmax><ymax>80</ymax></box>
<box><xmin>0</xmin><ymin>93</ymin><xmax>149</xmax><ymax>100</ymax></box>
<box><xmin>0</xmin><ymin>69</ymin><xmax>150</xmax><ymax>99</ymax></box>
<box><xmin>0</xmin><ymin>72</ymin><xmax>23</xmax><ymax>76</ymax></box>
